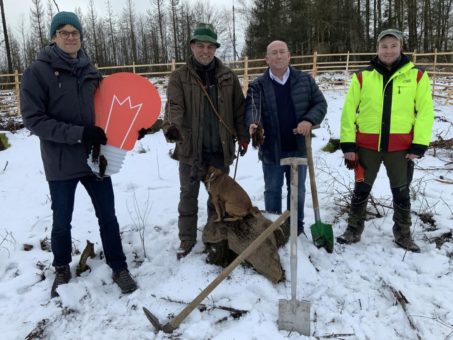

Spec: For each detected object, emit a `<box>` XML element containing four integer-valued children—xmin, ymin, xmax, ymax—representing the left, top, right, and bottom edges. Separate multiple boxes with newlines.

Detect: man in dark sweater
<box><xmin>245</xmin><ymin>40</ymin><xmax>327</xmax><ymax>235</ymax></box>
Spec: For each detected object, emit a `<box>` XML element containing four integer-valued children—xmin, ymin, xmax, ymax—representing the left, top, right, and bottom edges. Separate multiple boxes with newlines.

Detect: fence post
<box><xmin>242</xmin><ymin>56</ymin><xmax>249</xmax><ymax>95</ymax></box>
<box><xmin>14</xmin><ymin>69</ymin><xmax>20</xmax><ymax>116</ymax></box>
<box><xmin>171</xmin><ymin>58</ymin><xmax>176</xmax><ymax>71</ymax></box>
<box><xmin>412</xmin><ymin>49</ymin><xmax>417</xmax><ymax>64</ymax></box>
<box><xmin>312</xmin><ymin>51</ymin><xmax>318</xmax><ymax>76</ymax></box>
<box><xmin>345</xmin><ymin>51</ymin><xmax>350</xmax><ymax>76</ymax></box>
<box><xmin>132</xmin><ymin>61</ymin><xmax>136</xmax><ymax>74</ymax></box>
<box><xmin>432</xmin><ymin>48</ymin><xmax>437</xmax><ymax>95</ymax></box>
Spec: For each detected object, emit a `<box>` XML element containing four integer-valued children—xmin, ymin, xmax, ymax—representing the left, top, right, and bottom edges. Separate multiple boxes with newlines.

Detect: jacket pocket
<box><xmin>176</xmin><ymin>127</ymin><xmax>192</xmax><ymax>157</ymax></box>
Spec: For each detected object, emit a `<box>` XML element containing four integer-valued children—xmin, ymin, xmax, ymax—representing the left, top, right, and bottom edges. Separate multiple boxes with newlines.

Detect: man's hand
<box><xmin>344</xmin><ymin>152</ymin><xmax>358</xmax><ymax>169</ymax></box>
<box><xmin>239</xmin><ymin>141</ymin><xmax>249</xmax><ymax>156</ymax></box>
<box><xmin>295</xmin><ymin>121</ymin><xmax>312</xmax><ymax>135</ymax></box>
<box><xmin>164</xmin><ymin>125</ymin><xmax>182</xmax><ymax>142</ymax></box>
<box><xmin>137</xmin><ymin>128</ymin><xmax>148</xmax><ymax>140</ymax></box>
<box><xmin>82</xmin><ymin>126</ymin><xmax>107</xmax><ymax>146</ymax></box>
<box><xmin>405</xmin><ymin>153</ymin><xmax>419</xmax><ymax>160</ymax></box>
<box><xmin>249</xmin><ymin>123</ymin><xmax>258</xmax><ymax>136</ymax></box>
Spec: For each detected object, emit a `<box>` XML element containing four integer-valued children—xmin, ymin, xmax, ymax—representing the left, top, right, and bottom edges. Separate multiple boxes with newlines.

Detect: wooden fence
<box><xmin>1</xmin><ymin>50</ymin><xmax>452</xmax><ymax>115</ymax></box>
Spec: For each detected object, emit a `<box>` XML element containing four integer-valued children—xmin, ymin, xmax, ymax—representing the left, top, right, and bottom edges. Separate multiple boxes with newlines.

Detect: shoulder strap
<box><xmin>416</xmin><ymin>69</ymin><xmax>424</xmax><ymax>83</ymax></box>
<box><xmin>189</xmin><ymin>68</ymin><xmax>237</xmax><ymax>139</ymax></box>
<box><xmin>356</xmin><ymin>71</ymin><xmax>363</xmax><ymax>88</ymax></box>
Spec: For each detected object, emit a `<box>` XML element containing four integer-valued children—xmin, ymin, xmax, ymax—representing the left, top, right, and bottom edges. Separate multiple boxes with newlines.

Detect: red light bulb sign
<box><xmin>88</xmin><ymin>72</ymin><xmax>161</xmax><ymax>176</ymax></box>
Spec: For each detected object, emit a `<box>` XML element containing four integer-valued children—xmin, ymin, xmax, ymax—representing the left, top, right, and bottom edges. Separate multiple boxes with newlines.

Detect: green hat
<box><xmin>49</xmin><ymin>11</ymin><xmax>83</xmax><ymax>41</ymax></box>
<box><xmin>377</xmin><ymin>28</ymin><xmax>403</xmax><ymax>44</ymax></box>
<box><xmin>190</xmin><ymin>23</ymin><xmax>220</xmax><ymax>48</ymax></box>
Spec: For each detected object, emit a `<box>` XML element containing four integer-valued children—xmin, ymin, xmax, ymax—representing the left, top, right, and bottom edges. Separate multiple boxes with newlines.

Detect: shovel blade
<box><xmin>278</xmin><ymin>299</ymin><xmax>311</xmax><ymax>335</ymax></box>
<box><xmin>310</xmin><ymin>221</ymin><xmax>334</xmax><ymax>253</ymax></box>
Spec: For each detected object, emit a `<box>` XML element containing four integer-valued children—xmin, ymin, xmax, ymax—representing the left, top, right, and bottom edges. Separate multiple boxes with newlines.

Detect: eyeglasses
<box><xmin>57</xmin><ymin>30</ymin><xmax>80</xmax><ymax>39</ymax></box>
<box><xmin>268</xmin><ymin>50</ymin><xmax>289</xmax><ymax>57</ymax></box>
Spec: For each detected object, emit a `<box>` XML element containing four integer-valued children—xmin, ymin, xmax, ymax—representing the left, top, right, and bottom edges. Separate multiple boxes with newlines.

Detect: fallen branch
<box><xmin>416</xmin><ymin>167</ymin><xmax>453</xmax><ymax>171</ymax></box>
<box><xmin>25</xmin><ymin>319</ymin><xmax>49</xmax><ymax>339</ymax></box>
<box><xmin>314</xmin><ymin>333</ymin><xmax>356</xmax><ymax>339</ymax></box>
<box><xmin>383</xmin><ymin>281</ymin><xmax>421</xmax><ymax>340</ymax></box>
<box><xmin>435</xmin><ymin>178</ymin><xmax>453</xmax><ymax>184</ymax></box>
<box><xmin>153</xmin><ymin>294</ymin><xmax>248</xmax><ymax>318</ymax></box>
<box><xmin>410</xmin><ymin>314</ymin><xmax>453</xmax><ymax>332</ymax></box>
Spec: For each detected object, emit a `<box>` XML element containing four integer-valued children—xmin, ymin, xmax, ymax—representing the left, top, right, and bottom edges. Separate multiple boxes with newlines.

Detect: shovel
<box><xmin>305</xmin><ymin>132</ymin><xmax>334</xmax><ymax>253</ymax></box>
<box><xmin>143</xmin><ymin>211</ymin><xmax>290</xmax><ymax>334</ymax></box>
<box><xmin>278</xmin><ymin>157</ymin><xmax>311</xmax><ymax>336</ymax></box>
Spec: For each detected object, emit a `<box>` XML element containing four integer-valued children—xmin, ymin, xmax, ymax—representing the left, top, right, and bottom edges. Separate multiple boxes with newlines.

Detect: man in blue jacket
<box><xmin>20</xmin><ymin>12</ymin><xmax>137</xmax><ymax>298</ymax></box>
<box><xmin>245</xmin><ymin>40</ymin><xmax>327</xmax><ymax>235</ymax></box>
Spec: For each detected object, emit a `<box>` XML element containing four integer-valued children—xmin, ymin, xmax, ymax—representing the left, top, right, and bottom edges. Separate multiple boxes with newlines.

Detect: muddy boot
<box><xmin>337</xmin><ymin>195</ymin><xmax>368</xmax><ymax>245</ymax></box>
<box><xmin>393</xmin><ymin>203</ymin><xmax>420</xmax><ymax>253</ymax></box>
<box><xmin>51</xmin><ymin>265</ymin><xmax>71</xmax><ymax>298</ymax></box>
<box><xmin>177</xmin><ymin>240</ymin><xmax>196</xmax><ymax>260</ymax></box>
<box><xmin>112</xmin><ymin>269</ymin><xmax>138</xmax><ymax>293</ymax></box>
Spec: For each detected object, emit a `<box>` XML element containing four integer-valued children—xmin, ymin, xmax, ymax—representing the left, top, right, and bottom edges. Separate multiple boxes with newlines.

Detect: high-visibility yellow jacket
<box><xmin>340</xmin><ymin>55</ymin><xmax>434</xmax><ymax>156</ymax></box>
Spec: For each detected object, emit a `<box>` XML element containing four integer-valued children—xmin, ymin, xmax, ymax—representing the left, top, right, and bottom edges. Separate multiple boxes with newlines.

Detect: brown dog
<box><xmin>205</xmin><ymin>166</ymin><xmax>261</xmax><ymax>222</ymax></box>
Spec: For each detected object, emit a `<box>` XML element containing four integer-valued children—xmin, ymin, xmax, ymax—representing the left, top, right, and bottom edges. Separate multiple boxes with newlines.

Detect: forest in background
<box><xmin>0</xmin><ymin>0</ymin><xmax>452</xmax><ymax>74</ymax></box>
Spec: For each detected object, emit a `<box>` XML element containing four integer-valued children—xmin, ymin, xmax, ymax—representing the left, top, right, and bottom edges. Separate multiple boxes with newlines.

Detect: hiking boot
<box><xmin>392</xmin><ymin>202</ymin><xmax>419</xmax><ymax>252</ymax></box>
<box><xmin>51</xmin><ymin>265</ymin><xmax>71</xmax><ymax>298</ymax></box>
<box><xmin>395</xmin><ymin>237</ymin><xmax>421</xmax><ymax>253</ymax></box>
<box><xmin>336</xmin><ymin>227</ymin><xmax>361</xmax><ymax>244</ymax></box>
<box><xmin>112</xmin><ymin>269</ymin><xmax>137</xmax><ymax>294</ymax></box>
<box><xmin>177</xmin><ymin>240</ymin><xmax>195</xmax><ymax>260</ymax></box>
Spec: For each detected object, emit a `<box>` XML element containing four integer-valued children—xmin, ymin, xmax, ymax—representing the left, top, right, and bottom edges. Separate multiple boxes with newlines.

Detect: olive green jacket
<box><xmin>163</xmin><ymin>57</ymin><xmax>248</xmax><ymax>166</ymax></box>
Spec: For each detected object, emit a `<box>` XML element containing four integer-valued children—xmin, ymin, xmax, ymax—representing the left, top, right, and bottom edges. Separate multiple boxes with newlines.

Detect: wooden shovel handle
<box><xmin>305</xmin><ymin>132</ymin><xmax>321</xmax><ymax>221</ymax></box>
<box><xmin>166</xmin><ymin>211</ymin><xmax>290</xmax><ymax>331</ymax></box>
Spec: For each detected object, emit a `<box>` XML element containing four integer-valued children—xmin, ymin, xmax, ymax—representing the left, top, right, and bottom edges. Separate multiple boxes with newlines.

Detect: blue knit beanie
<box><xmin>49</xmin><ymin>11</ymin><xmax>83</xmax><ymax>41</ymax></box>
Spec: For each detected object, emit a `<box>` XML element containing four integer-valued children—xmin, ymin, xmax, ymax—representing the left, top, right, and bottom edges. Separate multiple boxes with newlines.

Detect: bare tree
<box><xmin>154</xmin><ymin>0</ymin><xmax>167</xmax><ymax>62</ymax></box>
<box><xmin>0</xmin><ymin>0</ymin><xmax>13</xmax><ymax>73</ymax></box>
<box><xmin>169</xmin><ymin>0</ymin><xmax>180</xmax><ymax>61</ymax></box>
<box><xmin>105</xmin><ymin>0</ymin><xmax>117</xmax><ymax>65</ymax></box>
<box><xmin>30</xmin><ymin>0</ymin><xmax>47</xmax><ymax>48</ymax></box>
<box><xmin>86</xmin><ymin>0</ymin><xmax>100</xmax><ymax>63</ymax></box>
<box><xmin>46</xmin><ymin>0</ymin><xmax>56</xmax><ymax>25</ymax></box>
<box><xmin>124</xmin><ymin>0</ymin><xmax>137</xmax><ymax>63</ymax></box>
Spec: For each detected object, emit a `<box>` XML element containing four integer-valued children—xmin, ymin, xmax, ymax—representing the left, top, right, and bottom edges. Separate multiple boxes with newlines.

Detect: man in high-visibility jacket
<box><xmin>337</xmin><ymin>28</ymin><xmax>434</xmax><ymax>252</ymax></box>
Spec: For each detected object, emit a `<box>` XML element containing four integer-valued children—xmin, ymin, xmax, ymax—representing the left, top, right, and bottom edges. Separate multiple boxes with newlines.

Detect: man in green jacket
<box><xmin>163</xmin><ymin>23</ymin><xmax>249</xmax><ymax>259</ymax></box>
<box><xmin>337</xmin><ymin>28</ymin><xmax>434</xmax><ymax>252</ymax></box>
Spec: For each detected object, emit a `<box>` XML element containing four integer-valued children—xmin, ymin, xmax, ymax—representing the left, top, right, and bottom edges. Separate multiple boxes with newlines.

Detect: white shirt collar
<box><xmin>269</xmin><ymin>67</ymin><xmax>290</xmax><ymax>85</ymax></box>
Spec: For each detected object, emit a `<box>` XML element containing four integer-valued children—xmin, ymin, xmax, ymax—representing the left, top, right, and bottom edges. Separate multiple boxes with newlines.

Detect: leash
<box><xmin>189</xmin><ymin>68</ymin><xmax>237</xmax><ymax>139</ymax></box>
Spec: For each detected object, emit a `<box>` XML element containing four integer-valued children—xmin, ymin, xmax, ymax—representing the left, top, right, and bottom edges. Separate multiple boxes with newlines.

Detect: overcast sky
<box><xmin>4</xmin><ymin>0</ymin><xmax>236</xmax><ymax>35</ymax></box>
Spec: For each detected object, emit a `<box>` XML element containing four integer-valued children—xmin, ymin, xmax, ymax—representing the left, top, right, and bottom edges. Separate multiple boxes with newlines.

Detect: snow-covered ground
<box><xmin>0</xmin><ymin>86</ymin><xmax>452</xmax><ymax>340</ymax></box>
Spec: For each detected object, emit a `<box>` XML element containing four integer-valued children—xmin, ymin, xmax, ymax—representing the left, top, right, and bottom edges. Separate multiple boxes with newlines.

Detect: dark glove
<box><xmin>344</xmin><ymin>158</ymin><xmax>357</xmax><ymax>170</ymax></box>
<box><xmin>137</xmin><ymin>128</ymin><xmax>148</xmax><ymax>140</ymax></box>
<box><xmin>164</xmin><ymin>125</ymin><xmax>182</xmax><ymax>142</ymax></box>
<box><xmin>82</xmin><ymin>126</ymin><xmax>107</xmax><ymax>146</ymax></box>
<box><xmin>239</xmin><ymin>141</ymin><xmax>248</xmax><ymax>157</ymax></box>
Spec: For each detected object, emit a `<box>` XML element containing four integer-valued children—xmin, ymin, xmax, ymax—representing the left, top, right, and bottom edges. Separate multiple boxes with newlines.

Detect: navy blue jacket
<box><xmin>245</xmin><ymin>66</ymin><xmax>327</xmax><ymax>164</ymax></box>
<box><xmin>20</xmin><ymin>45</ymin><xmax>101</xmax><ymax>181</ymax></box>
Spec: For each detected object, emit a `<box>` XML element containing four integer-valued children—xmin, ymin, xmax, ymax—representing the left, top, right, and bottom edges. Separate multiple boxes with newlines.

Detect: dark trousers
<box><xmin>178</xmin><ymin>160</ymin><xmax>229</xmax><ymax>242</ymax></box>
<box><xmin>348</xmin><ymin>149</ymin><xmax>414</xmax><ymax>236</ymax></box>
<box><xmin>48</xmin><ymin>176</ymin><xmax>127</xmax><ymax>272</ymax></box>
<box><xmin>262</xmin><ymin>152</ymin><xmax>307</xmax><ymax>232</ymax></box>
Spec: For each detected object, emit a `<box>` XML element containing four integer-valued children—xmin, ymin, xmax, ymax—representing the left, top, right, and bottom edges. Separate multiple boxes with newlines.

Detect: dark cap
<box><xmin>190</xmin><ymin>23</ymin><xmax>220</xmax><ymax>48</ymax></box>
<box><xmin>377</xmin><ymin>28</ymin><xmax>403</xmax><ymax>43</ymax></box>
<box><xmin>49</xmin><ymin>11</ymin><xmax>83</xmax><ymax>41</ymax></box>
